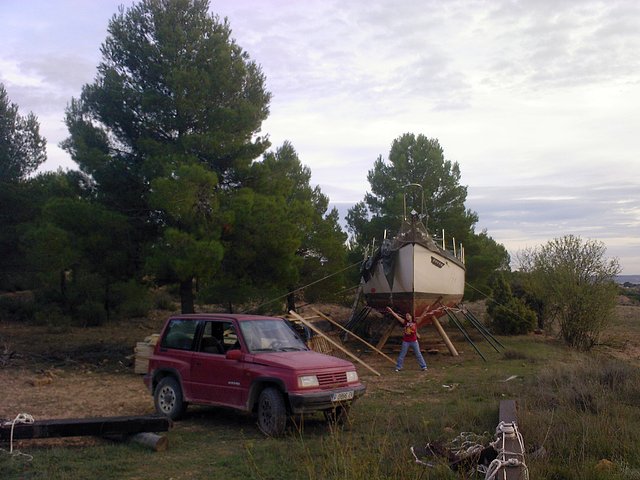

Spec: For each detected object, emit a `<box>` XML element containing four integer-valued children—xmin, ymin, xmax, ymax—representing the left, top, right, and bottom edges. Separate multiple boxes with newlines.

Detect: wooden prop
<box><xmin>375</xmin><ymin>321</ymin><xmax>397</xmax><ymax>350</ymax></box>
<box><xmin>431</xmin><ymin>316</ymin><xmax>459</xmax><ymax>357</ymax></box>
<box><xmin>311</xmin><ymin>307</ymin><xmax>396</xmax><ymax>365</ymax></box>
<box><xmin>289</xmin><ymin>311</ymin><xmax>381</xmax><ymax>376</ymax></box>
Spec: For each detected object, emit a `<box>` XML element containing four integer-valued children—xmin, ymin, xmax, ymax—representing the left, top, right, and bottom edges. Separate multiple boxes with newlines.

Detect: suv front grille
<box><xmin>317</xmin><ymin>371</ymin><xmax>347</xmax><ymax>387</ymax></box>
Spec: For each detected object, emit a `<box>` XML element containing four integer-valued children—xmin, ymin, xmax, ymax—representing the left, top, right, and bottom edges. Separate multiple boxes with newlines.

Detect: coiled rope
<box><xmin>1</xmin><ymin>413</ymin><xmax>35</xmax><ymax>461</ymax></box>
<box><xmin>480</xmin><ymin>421</ymin><xmax>529</xmax><ymax>480</ymax></box>
<box><xmin>449</xmin><ymin>430</ymin><xmax>490</xmax><ymax>458</ymax></box>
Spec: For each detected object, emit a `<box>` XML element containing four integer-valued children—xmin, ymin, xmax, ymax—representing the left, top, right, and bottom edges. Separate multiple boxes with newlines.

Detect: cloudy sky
<box><xmin>2</xmin><ymin>0</ymin><xmax>639</xmax><ymax>274</ymax></box>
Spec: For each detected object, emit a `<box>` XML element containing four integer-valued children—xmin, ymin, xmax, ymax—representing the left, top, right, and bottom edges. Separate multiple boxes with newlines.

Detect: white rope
<box><xmin>411</xmin><ymin>424</ymin><xmax>529</xmax><ymax>479</ymax></box>
<box><xmin>410</xmin><ymin>445</ymin><xmax>436</xmax><ymax>467</ymax></box>
<box><xmin>449</xmin><ymin>430</ymin><xmax>490</xmax><ymax>458</ymax></box>
<box><xmin>480</xmin><ymin>421</ymin><xmax>529</xmax><ymax>480</ymax></box>
<box><xmin>1</xmin><ymin>413</ymin><xmax>35</xmax><ymax>461</ymax></box>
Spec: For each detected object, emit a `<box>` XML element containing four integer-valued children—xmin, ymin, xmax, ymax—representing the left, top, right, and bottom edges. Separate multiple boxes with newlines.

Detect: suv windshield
<box><xmin>239</xmin><ymin>319</ymin><xmax>308</xmax><ymax>353</ymax></box>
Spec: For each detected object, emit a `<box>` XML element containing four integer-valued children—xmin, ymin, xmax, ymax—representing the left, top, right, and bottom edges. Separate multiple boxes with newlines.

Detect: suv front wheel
<box><xmin>257</xmin><ymin>387</ymin><xmax>287</xmax><ymax>436</ymax></box>
<box><xmin>154</xmin><ymin>377</ymin><xmax>187</xmax><ymax>420</ymax></box>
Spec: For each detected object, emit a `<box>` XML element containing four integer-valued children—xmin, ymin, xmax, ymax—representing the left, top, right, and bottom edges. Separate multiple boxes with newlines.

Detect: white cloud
<box><xmin>1</xmin><ymin>0</ymin><xmax>639</xmax><ymax>273</ymax></box>
<box><xmin>0</xmin><ymin>59</ymin><xmax>43</xmax><ymax>87</ymax></box>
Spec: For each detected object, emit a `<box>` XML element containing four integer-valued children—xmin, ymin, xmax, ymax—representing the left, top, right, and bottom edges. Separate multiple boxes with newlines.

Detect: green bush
<box><xmin>518</xmin><ymin>235</ymin><xmax>620</xmax><ymax>350</ymax></box>
<box><xmin>153</xmin><ymin>289</ymin><xmax>176</xmax><ymax>311</ymax></box>
<box><xmin>65</xmin><ymin>272</ymin><xmax>105</xmax><ymax>310</ymax></box>
<box><xmin>490</xmin><ymin>298</ymin><xmax>537</xmax><ymax>335</ymax></box>
<box><xmin>76</xmin><ymin>300</ymin><xmax>108</xmax><ymax>326</ymax></box>
<box><xmin>111</xmin><ymin>280</ymin><xmax>152</xmax><ymax>318</ymax></box>
<box><xmin>0</xmin><ymin>294</ymin><xmax>35</xmax><ymax>322</ymax></box>
<box><xmin>33</xmin><ymin>305</ymin><xmax>72</xmax><ymax>332</ymax></box>
<box><xmin>486</xmin><ymin>272</ymin><xmax>537</xmax><ymax>335</ymax></box>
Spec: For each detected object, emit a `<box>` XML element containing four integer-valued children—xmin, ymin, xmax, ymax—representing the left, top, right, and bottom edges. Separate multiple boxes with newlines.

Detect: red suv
<box><xmin>144</xmin><ymin>313</ymin><xmax>366</xmax><ymax>436</ymax></box>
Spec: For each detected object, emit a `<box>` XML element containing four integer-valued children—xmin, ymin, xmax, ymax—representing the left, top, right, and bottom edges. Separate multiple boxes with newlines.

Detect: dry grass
<box><xmin>2</xmin><ymin>301</ymin><xmax>637</xmax><ymax>420</ymax></box>
<box><xmin>1</xmin><ymin>301</ymin><xmax>640</xmax><ymax>479</ymax></box>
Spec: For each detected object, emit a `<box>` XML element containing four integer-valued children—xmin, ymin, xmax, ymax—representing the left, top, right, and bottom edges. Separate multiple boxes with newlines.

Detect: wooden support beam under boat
<box><xmin>289</xmin><ymin>311</ymin><xmax>381</xmax><ymax>376</ymax></box>
<box><xmin>375</xmin><ymin>321</ymin><xmax>397</xmax><ymax>350</ymax></box>
<box><xmin>311</xmin><ymin>307</ymin><xmax>396</xmax><ymax>365</ymax></box>
<box><xmin>431</xmin><ymin>316</ymin><xmax>459</xmax><ymax>357</ymax></box>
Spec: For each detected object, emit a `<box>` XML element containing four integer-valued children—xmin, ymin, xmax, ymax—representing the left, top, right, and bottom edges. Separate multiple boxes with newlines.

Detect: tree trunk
<box><xmin>179</xmin><ymin>278</ymin><xmax>195</xmax><ymax>314</ymax></box>
<box><xmin>286</xmin><ymin>291</ymin><xmax>296</xmax><ymax>313</ymax></box>
<box><xmin>104</xmin><ymin>281</ymin><xmax>111</xmax><ymax>322</ymax></box>
<box><xmin>59</xmin><ymin>269</ymin><xmax>67</xmax><ymax>309</ymax></box>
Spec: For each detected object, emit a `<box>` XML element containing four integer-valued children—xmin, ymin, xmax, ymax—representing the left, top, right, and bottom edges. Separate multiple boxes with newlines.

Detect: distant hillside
<box><xmin>617</xmin><ymin>275</ymin><xmax>640</xmax><ymax>285</ymax></box>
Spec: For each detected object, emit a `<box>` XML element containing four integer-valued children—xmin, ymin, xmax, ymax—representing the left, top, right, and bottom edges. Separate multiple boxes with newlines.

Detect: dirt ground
<box><xmin>1</xmin><ymin>300</ymin><xmax>639</xmax><ymax>423</ymax></box>
<box><xmin>0</xmin><ymin>304</ymin><xmax>364</xmax><ymax>421</ymax></box>
<box><xmin>0</xmin><ymin>311</ymin><xmax>169</xmax><ymax>421</ymax></box>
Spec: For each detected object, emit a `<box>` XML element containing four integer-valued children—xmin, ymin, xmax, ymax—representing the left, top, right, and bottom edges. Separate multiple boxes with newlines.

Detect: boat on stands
<box><xmin>360</xmin><ymin>185</ymin><xmax>466</xmax><ymax>326</ymax></box>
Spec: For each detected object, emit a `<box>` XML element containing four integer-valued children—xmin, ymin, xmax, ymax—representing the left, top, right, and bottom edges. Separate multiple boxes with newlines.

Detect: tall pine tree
<box><xmin>0</xmin><ymin>84</ymin><xmax>47</xmax><ymax>290</ymax></box>
<box><xmin>62</xmin><ymin>0</ymin><xmax>271</xmax><ymax>312</ymax></box>
<box><xmin>347</xmin><ymin>133</ymin><xmax>508</xmax><ymax>298</ymax></box>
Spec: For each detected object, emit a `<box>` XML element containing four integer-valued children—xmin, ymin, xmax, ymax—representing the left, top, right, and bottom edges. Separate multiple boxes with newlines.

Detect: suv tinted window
<box><xmin>199</xmin><ymin>321</ymin><xmax>236</xmax><ymax>354</ymax></box>
<box><xmin>161</xmin><ymin>318</ymin><xmax>198</xmax><ymax>350</ymax></box>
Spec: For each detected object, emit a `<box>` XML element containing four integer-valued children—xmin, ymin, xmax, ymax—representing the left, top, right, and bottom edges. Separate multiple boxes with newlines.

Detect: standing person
<box><xmin>386</xmin><ymin>306</ymin><xmax>427</xmax><ymax>372</ymax></box>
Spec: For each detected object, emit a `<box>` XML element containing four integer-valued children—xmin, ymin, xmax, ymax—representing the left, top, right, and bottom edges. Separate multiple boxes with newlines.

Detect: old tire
<box><xmin>154</xmin><ymin>377</ymin><xmax>187</xmax><ymax>420</ymax></box>
<box><xmin>257</xmin><ymin>387</ymin><xmax>287</xmax><ymax>436</ymax></box>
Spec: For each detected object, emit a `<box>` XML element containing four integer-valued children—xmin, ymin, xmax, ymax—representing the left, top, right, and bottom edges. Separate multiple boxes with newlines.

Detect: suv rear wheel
<box><xmin>154</xmin><ymin>377</ymin><xmax>187</xmax><ymax>420</ymax></box>
<box><xmin>257</xmin><ymin>387</ymin><xmax>287</xmax><ymax>436</ymax></box>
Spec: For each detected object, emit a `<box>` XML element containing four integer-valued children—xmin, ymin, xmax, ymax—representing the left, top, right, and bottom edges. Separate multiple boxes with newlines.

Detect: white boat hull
<box><xmin>363</xmin><ymin>242</ymin><xmax>465</xmax><ymax>322</ymax></box>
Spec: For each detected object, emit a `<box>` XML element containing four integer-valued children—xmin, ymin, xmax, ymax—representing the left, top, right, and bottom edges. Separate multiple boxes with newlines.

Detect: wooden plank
<box><xmin>311</xmin><ymin>307</ymin><xmax>396</xmax><ymax>365</ymax></box>
<box><xmin>307</xmin><ymin>335</ymin><xmax>336</xmax><ymax>354</ymax></box>
<box><xmin>497</xmin><ymin>400</ymin><xmax>526</xmax><ymax>480</ymax></box>
<box><xmin>499</xmin><ymin>399</ymin><xmax>517</xmax><ymax>423</ymax></box>
<box><xmin>289</xmin><ymin>311</ymin><xmax>381</xmax><ymax>376</ymax></box>
<box><xmin>375</xmin><ymin>321</ymin><xmax>397</xmax><ymax>350</ymax></box>
<box><xmin>431</xmin><ymin>317</ymin><xmax>459</xmax><ymax>357</ymax></box>
<box><xmin>1</xmin><ymin>415</ymin><xmax>171</xmax><ymax>441</ymax></box>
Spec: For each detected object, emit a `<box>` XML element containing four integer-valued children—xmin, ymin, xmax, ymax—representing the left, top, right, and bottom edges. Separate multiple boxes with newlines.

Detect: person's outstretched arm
<box><xmin>385</xmin><ymin>306</ymin><xmax>405</xmax><ymax>325</ymax></box>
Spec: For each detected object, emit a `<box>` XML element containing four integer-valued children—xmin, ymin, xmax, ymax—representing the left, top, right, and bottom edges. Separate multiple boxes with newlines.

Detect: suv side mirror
<box><xmin>226</xmin><ymin>349</ymin><xmax>242</xmax><ymax>361</ymax></box>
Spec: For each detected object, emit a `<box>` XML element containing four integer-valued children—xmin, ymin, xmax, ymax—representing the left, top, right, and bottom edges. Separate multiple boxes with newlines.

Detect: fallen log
<box><xmin>1</xmin><ymin>415</ymin><xmax>171</xmax><ymax>441</ymax></box>
<box><xmin>130</xmin><ymin>432</ymin><xmax>168</xmax><ymax>451</ymax></box>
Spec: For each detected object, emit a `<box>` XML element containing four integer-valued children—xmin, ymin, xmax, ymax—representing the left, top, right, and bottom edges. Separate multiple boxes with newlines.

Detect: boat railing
<box><xmin>402</xmin><ymin>183</ymin><xmax>426</xmax><ymax>222</ymax></box>
<box><xmin>401</xmin><ymin>184</ymin><xmax>465</xmax><ymax>264</ymax></box>
<box><xmin>432</xmin><ymin>228</ymin><xmax>465</xmax><ymax>264</ymax></box>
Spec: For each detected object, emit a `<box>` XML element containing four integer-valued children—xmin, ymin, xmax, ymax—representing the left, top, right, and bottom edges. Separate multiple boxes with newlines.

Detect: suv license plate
<box><xmin>331</xmin><ymin>390</ymin><xmax>354</xmax><ymax>402</ymax></box>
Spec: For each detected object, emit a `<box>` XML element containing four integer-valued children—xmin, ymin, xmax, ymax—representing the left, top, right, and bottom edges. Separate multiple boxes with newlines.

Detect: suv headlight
<box><xmin>346</xmin><ymin>371</ymin><xmax>358</xmax><ymax>383</ymax></box>
<box><xmin>298</xmin><ymin>375</ymin><xmax>319</xmax><ymax>388</ymax></box>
